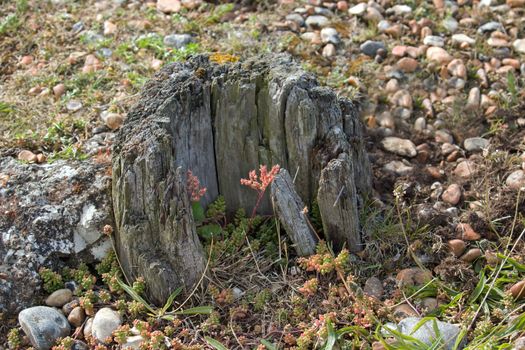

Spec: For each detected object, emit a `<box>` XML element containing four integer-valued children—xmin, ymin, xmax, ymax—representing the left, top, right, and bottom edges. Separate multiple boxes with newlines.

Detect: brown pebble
<box><xmin>448</xmin><ymin>239</ymin><xmax>466</xmax><ymax>257</ymax></box>
<box><xmin>510</xmin><ymin>280</ymin><xmax>525</xmax><ymax>300</ymax></box>
<box><xmin>68</xmin><ymin>306</ymin><xmax>86</xmax><ymax>327</ymax></box>
<box><xmin>396</xmin><ymin>268</ymin><xmax>432</xmax><ymax>287</ymax></box>
<box><xmin>460</xmin><ymin>248</ymin><xmax>482</xmax><ymax>263</ymax></box>
<box><xmin>45</xmin><ymin>288</ymin><xmax>73</xmax><ymax>307</ymax></box>
<box><xmin>105</xmin><ymin>113</ymin><xmax>124</xmax><ymax>130</ymax></box>
<box><xmin>441</xmin><ymin>183</ymin><xmax>461</xmax><ymax>205</ymax></box>
<box><xmin>36</xmin><ymin>154</ymin><xmax>46</xmax><ymax>163</ymax></box>
<box><xmin>393</xmin><ymin>303</ymin><xmax>418</xmax><ymax>318</ymax></box>
<box><xmin>20</xmin><ymin>55</ymin><xmax>33</xmax><ymax>65</ymax></box>
<box><xmin>456</xmin><ymin>223</ymin><xmax>481</xmax><ymax>241</ymax></box>
<box><xmin>18</xmin><ymin>150</ymin><xmax>37</xmax><ymax>163</ymax></box>
<box><xmin>62</xmin><ymin>299</ymin><xmax>80</xmax><ymax>316</ymax></box>
<box><xmin>53</xmin><ymin>83</ymin><xmax>66</xmax><ymax>98</ymax></box>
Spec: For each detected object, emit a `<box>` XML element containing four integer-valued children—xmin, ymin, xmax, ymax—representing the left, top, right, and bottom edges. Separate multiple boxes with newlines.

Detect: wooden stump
<box><xmin>112</xmin><ymin>54</ymin><xmax>371</xmax><ymax>304</ymax></box>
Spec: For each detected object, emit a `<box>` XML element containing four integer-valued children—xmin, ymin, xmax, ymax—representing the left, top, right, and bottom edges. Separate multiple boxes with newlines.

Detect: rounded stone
<box><xmin>45</xmin><ymin>289</ymin><xmax>73</xmax><ymax>308</ymax></box>
<box><xmin>381</xmin><ymin>137</ymin><xmax>417</xmax><ymax>157</ymax></box>
<box><xmin>441</xmin><ymin>184</ymin><xmax>461</xmax><ymax>205</ymax></box>
<box><xmin>506</xmin><ymin>170</ymin><xmax>525</xmax><ymax>190</ymax></box>
<box><xmin>68</xmin><ymin>306</ymin><xmax>86</xmax><ymax>327</ymax></box>
<box><xmin>448</xmin><ymin>239</ymin><xmax>466</xmax><ymax>257</ymax></box>
<box><xmin>19</xmin><ymin>306</ymin><xmax>71</xmax><ymax>350</ymax></box>
<box><xmin>92</xmin><ymin>308</ymin><xmax>122</xmax><ymax>343</ymax></box>
<box><xmin>364</xmin><ymin>277</ymin><xmax>384</xmax><ymax>299</ymax></box>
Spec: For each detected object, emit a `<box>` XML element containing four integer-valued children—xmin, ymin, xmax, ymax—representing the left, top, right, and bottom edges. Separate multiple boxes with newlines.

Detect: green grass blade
<box><xmin>324</xmin><ymin>319</ymin><xmax>337</xmax><ymax>350</ymax></box>
<box><xmin>161</xmin><ymin>286</ymin><xmax>183</xmax><ymax>314</ymax></box>
<box><xmin>173</xmin><ymin>305</ymin><xmax>213</xmax><ymax>315</ymax></box>
<box><xmin>205</xmin><ymin>337</ymin><xmax>229</xmax><ymax>350</ymax></box>
<box><xmin>117</xmin><ymin>278</ymin><xmax>155</xmax><ymax>314</ymax></box>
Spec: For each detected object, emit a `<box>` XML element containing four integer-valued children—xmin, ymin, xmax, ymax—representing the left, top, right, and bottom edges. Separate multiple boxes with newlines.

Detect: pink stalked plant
<box><xmin>240</xmin><ymin>164</ymin><xmax>280</xmax><ymax>218</ymax></box>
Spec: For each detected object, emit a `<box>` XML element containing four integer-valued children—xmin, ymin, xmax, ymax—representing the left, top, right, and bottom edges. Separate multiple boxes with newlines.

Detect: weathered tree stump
<box><xmin>112</xmin><ymin>54</ymin><xmax>371</xmax><ymax>304</ymax></box>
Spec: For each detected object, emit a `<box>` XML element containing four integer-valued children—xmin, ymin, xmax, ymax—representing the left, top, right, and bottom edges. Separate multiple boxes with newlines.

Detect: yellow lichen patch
<box><xmin>209</xmin><ymin>53</ymin><xmax>239</xmax><ymax>65</ymax></box>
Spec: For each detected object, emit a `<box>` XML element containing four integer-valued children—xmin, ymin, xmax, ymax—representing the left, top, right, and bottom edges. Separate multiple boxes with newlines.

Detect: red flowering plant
<box><xmin>240</xmin><ymin>164</ymin><xmax>280</xmax><ymax>218</ymax></box>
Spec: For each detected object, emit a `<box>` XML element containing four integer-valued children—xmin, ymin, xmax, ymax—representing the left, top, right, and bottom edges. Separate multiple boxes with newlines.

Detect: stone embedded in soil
<box><xmin>393</xmin><ymin>304</ymin><xmax>419</xmax><ymax>318</ymax></box>
<box><xmin>464</xmin><ymin>137</ymin><xmax>489</xmax><ymax>152</ymax></box>
<box><xmin>393</xmin><ymin>317</ymin><xmax>462</xmax><ymax>350</ymax></box>
<box><xmin>68</xmin><ymin>306</ymin><xmax>86</xmax><ymax>327</ymax></box>
<box><xmin>447</xmin><ymin>59</ymin><xmax>467</xmax><ymax>79</ymax></box>
<box><xmin>45</xmin><ymin>289</ymin><xmax>73</xmax><ymax>308</ymax></box>
<box><xmin>105</xmin><ymin>113</ymin><xmax>124</xmax><ymax>130</ymax></box>
<box><xmin>320</xmin><ymin>27</ymin><xmax>340</xmax><ymax>44</ymax></box>
<box><xmin>454</xmin><ymin>160</ymin><xmax>476</xmax><ymax>178</ymax></box>
<box><xmin>364</xmin><ymin>277</ymin><xmax>384</xmax><ymax>299</ymax></box>
<box><xmin>448</xmin><ymin>239</ymin><xmax>466</xmax><ymax>257</ymax></box>
<box><xmin>19</xmin><ymin>306</ymin><xmax>71</xmax><ymax>350</ymax></box>
<box><xmin>384</xmin><ymin>160</ymin><xmax>413</xmax><ymax>176</ymax></box>
<box><xmin>509</xmin><ymin>280</ymin><xmax>525</xmax><ymax>299</ymax></box>
<box><xmin>103</xmin><ymin>21</ymin><xmax>117</xmax><ymax>36</ymax></box>
<box><xmin>92</xmin><ymin>307</ymin><xmax>122</xmax><ymax>343</ymax></box>
<box><xmin>157</xmin><ymin>0</ymin><xmax>181</xmax><ymax>13</ymax></box>
<box><xmin>477</xmin><ymin>21</ymin><xmax>504</xmax><ymax>34</ymax></box>
<box><xmin>441</xmin><ymin>183</ymin><xmax>461</xmax><ymax>205</ymax></box>
<box><xmin>506</xmin><ymin>170</ymin><xmax>525</xmax><ymax>190</ymax></box>
<box><xmin>456</xmin><ymin>223</ymin><xmax>481</xmax><ymax>241</ymax></box>
<box><xmin>421</xmin><ymin>297</ymin><xmax>439</xmax><ymax>312</ymax></box>
<box><xmin>305</xmin><ymin>15</ymin><xmax>330</xmax><ymax>28</ymax></box>
<box><xmin>423</xmin><ymin>35</ymin><xmax>445</xmax><ymax>47</ymax></box>
<box><xmin>53</xmin><ymin>83</ymin><xmax>66</xmax><ymax>98</ymax></box>
<box><xmin>397</xmin><ymin>57</ymin><xmax>418</xmax><ymax>72</ymax></box>
<box><xmin>322</xmin><ymin>43</ymin><xmax>336</xmax><ymax>57</ymax></box>
<box><xmin>460</xmin><ymin>248</ymin><xmax>482</xmax><ymax>263</ymax></box>
<box><xmin>426</xmin><ymin>47</ymin><xmax>452</xmax><ymax>64</ymax></box>
<box><xmin>163</xmin><ymin>34</ymin><xmax>194</xmax><ymax>49</ymax></box>
<box><xmin>381</xmin><ymin>137</ymin><xmax>417</xmax><ymax>157</ymax></box>
<box><xmin>348</xmin><ymin>2</ymin><xmax>367</xmax><ymax>15</ymax></box>
<box><xmin>396</xmin><ymin>268</ymin><xmax>432</xmax><ymax>287</ymax></box>
<box><xmin>452</xmin><ymin>33</ymin><xmax>475</xmax><ymax>45</ymax></box>
<box><xmin>360</xmin><ymin>40</ymin><xmax>386</xmax><ymax>57</ymax></box>
<box><xmin>18</xmin><ymin>150</ymin><xmax>37</xmax><ymax>163</ymax></box>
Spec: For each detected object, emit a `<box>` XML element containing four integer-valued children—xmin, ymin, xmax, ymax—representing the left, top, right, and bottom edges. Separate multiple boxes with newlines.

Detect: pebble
<box><xmin>320</xmin><ymin>27</ymin><xmax>340</xmax><ymax>44</ymax></box>
<box><xmin>441</xmin><ymin>184</ymin><xmax>461</xmax><ymax>205</ymax></box>
<box><xmin>435</xmin><ymin>130</ymin><xmax>454</xmax><ymax>144</ymax></box>
<box><xmin>423</xmin><ymin>35</ymin><xmax>445</xmax><ymax>47</ymax></box>
<box><xmin>103</xmin><ymin>21</ymin><xmax>117</xmax><ymax>36</ymax></box>
<box><xmin>513</xmin><ymin>39</ymin><xmax>525</xmax><ymax>53</ymax></box>
<box><xmin>348</xmin><ymin>3</ymin><xmax>367</xmax><ymax>15</ymax></box>
<box><xmin>464</xmin><ymin>137</ymin><xmax>489</xmax><ymax>152</ymax></box>
<box><xmin>62</xmin><ymin>299</ymin><xmax>80</xmax><ymax>316</ymax></box>
<box><xmin>452</xmin><ymin>33</ymin><xmax>475</xmax><ymax>45</ymax></box>
<box><xmin>157</xmin><ymin>0</ymin><xmax>181</xmax><ymax>13</ymax></box>
<box><xmin>448</xmin><ymin>239</ymin><xmax>466</xmax><ymax>257</ymax></box>
<box><xmin>426</xmin><ymin>47</ymin><xmax>452</xmax><ymax>64</ymax></box>
<box><xmin>364</xmin><ymin>277</ymin><xmax>384</xmax><ymax>298</ymax></box>
<box><xmin>52</xmin><ymin>83</ymin><xmax>66</xmax><ymax>98</ymax></box>
<box><xmin>454</xmin><ymin>160</ymin><xmax>476</xmax><ymax>178</ymax></box>
<box><xmin>105</xmin><ymin>113</ymin><xmax>124</xmax><ymax>130</ymax></box>
<box><xmin>384</xmin><ymin>160</ymin><xmax>414</xmax><ymax>176</ymax></box>
<box><xmin>447</xmin><ymin>59</ymin><xmax>467</xmax><ymax>79</ymax></box>
<box><xmin>393</xmin><ymin>304</ymin><xmax>418</xmax><ymax>318</ymax></box>
<box><xmin>420</xmin><ymin>297</ymin><xmax>438</xmax><ymax>312</ymax></box>
<box><xmin>388</xmin><ymin>4</ymin><xmax>412</xmax><ymax>15</ymax></box>
<box><xmin>461</xmin><ymin>248</ymin><xmax>482</xmax><ymax>263</ymax></box>
<box><xmin>515</xmin><ymin>337</ymin><xmax>525</xmax><ymax>350</ymax></box>
<box><xmin>163</xmin><ymin>34</ymin><xmax>193</xmax><ymax>49</ymax></box>
<box><xmin>285</xmin><ymin>13</ymin><xmax>304</xmax><ymax>26</ymax></box>
<box><xmin>396</xmin><ymin>268</ymin><xmax>432</xmax><ymax>287</ymax></box>
<box><xmin>442</xmin><ymin>17</ymin><xmax>458</xmax><ymax>33</ymax></box>
<box><xmin>18</xmin><ymin>150</ymin><xmax>37</xmax><ymax>163</ymax></box>
<box><xmin>393</xmin><ymin>317</ymin><xmax>462</xmax><ymax>350</ymax></box>
<box><xmin>45</xmin><ymin>288</ymin><xmax>73</xmax><ymax>307</ymax></box>
<box><xmin>68</xmin><ymin>306</ymin><xmax>86</xmax><ymax>327</ymax></box>
<box><xmin>397</xmin><ymin>57</ymin><xmax>418</xmax><ymax>72</ymax></box>
<box><xmin>510</xmin><ymin>280</ymin><xmax>525</xmax><ymax>299</ymax></box>
<box><xmin>83</xmin><ymin>317</ymin><xmax>93</xmax><ymax>340</ymax></box>
<box><xmin>477</xmin><ymin>21</ymin><xmax>504</xmax><ymax>34</ymax></box>
<box><xmin>19</xmin><ymin>306</ymin><xmax>71</xmax><ymax>350</ymax></box>
<box><xmin>66</xmin><ymin>100</ymin><xmax>83</xmax><ymax>112</ymax></box>
<box><xmin>390</xmin><ymin>89</ymin><xmax>412</xmax><ymax>108</ymax></box>
<box><xmin>381</xmin><ymin>137</ymin><xmax>417</xmax><ymax>157</ymax></box>
<box><xmin>305</xmin><ymin>15</ymin><xmax>329</xmax><ymax>28</ymax></box>
<box><xmin>466</xmin><ymin>87</ymin><xmax>481</xmax><ymax>110</ymax></box>
<box><xmin>336</xmin><ymin>1</ymin><xmax>348</xmax><ymax>11</ymax></box>
<box><xmin>506</xmin><ymin>170</ymin><xmax>525</xmax><ymax>190</ymax></box>
<box><xmin>92</xmin><ymin>308</ymin><xmax>122</xmax><ymax>343</ymax></box>
<box><xmin>360</xmin><ymin>40</ymin><xmax>386</xmax><ymax>57</ymax></box>
<box><xmin>414</xmin><ymin>117</ymin><xmax>426</xmax><ymax>131</ymax></box>
<box><xmin>20</xmin><ymin>55</ymin><xmax>33</xmax><ymax>65</ymax></box>
<box><xmin>456</xmin><ymin>223</ymin><xmax>481</xmax><ymax>241</ymax></box>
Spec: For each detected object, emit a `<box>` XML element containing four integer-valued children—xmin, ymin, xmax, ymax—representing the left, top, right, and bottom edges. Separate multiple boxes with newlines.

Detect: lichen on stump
<box><xmin>112</xmin><ymin>54</ymin><xmax>371</xmax><ymax>304</ymax></box>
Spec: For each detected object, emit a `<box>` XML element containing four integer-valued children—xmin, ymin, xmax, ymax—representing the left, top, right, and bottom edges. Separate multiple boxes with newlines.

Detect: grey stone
<box><xmin>92</xmin><ymin>308</ymin><xmax>122</xmax><ymax>343</ymax></box>
<box><xmin>477</xmin><ymin>21</ymin><xmax>504</xmax><ymax>34</ymax></box>
<box><xmin>377</xmin><ymin>20</ymin><xmax>391</xmax><ymax>32</ymax></box>
<box><xmin>387</xmin><ymin>4</ymin><xmax>412</xmax><ymax>15</ymax></box>
<box><xmin>513</xmin><ymin>39</ymin><xmax>525</xmax><ymax>54</ymax></box>
<box><xmin>385</xmin><ymin>317</ymin><xmax>463</xmax><ymax>350</ymax></box>
<box><xmin>381</xmin><ymin>137</ymin><xmax>417</xmax><ymax>157</ymax></box>
<box><xmin>305</xmin><ymin>15</ymin><xmax>329</xmax><ymax>28</ymax></box>
<box><xmin>384</xmin><ymin>160</ymin><xmax>414</xmax><ymax>176</ymax></box>
<box><xmin>320</xmin><ymin>27</ymin><xmax>340</xmax><ymax>44</ymax></box>
<box><xmin>452</xmin><ymin>34</ymin><xmax>475</xmax><ymax>45</ymax></box>
<box><xmin>364</xmin><ymin>277</ymin><xmax>384</xmax><ymax>298</ymax></box>
<box><xmin>66</xmin><ymin>100</ymin><xmax>82</xmax><ymax>112</ymax></box>
<box><xmin>424</xmin><ymin>36</ymin><xmax>445</xmax><ymax>47</ymax></box>
<box><xmin>163</xmin><ymin>34</ymin><xmax>194</xmax><ymax>49</ymax></box>
<box><xmin>464</xmin><ymin>137</ymin><xmax>489</xmax><ymax>152</ymax></box>
<box><xmin>285</xmin><ymin>13</ymin><xmax>305</xmax><ymax>26</ymax></box>
<box><xmin>19</xmin><ymin>306</ymin><xmax>71</xmax><ymax>350</ymax></box>
<box><xmin>360</xmin><ymin>40</ymin><xmax>386</xmax><ymax>57</ymax></box>
<box><xmin>122</xmin><ymin>335</ymin><xmax>144</xmax><ymax>349</ymax></box>
<box><xmin>0</xmin><ymin>158</ymin><xmax>111</xmax><ymax>315</ymax></box>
